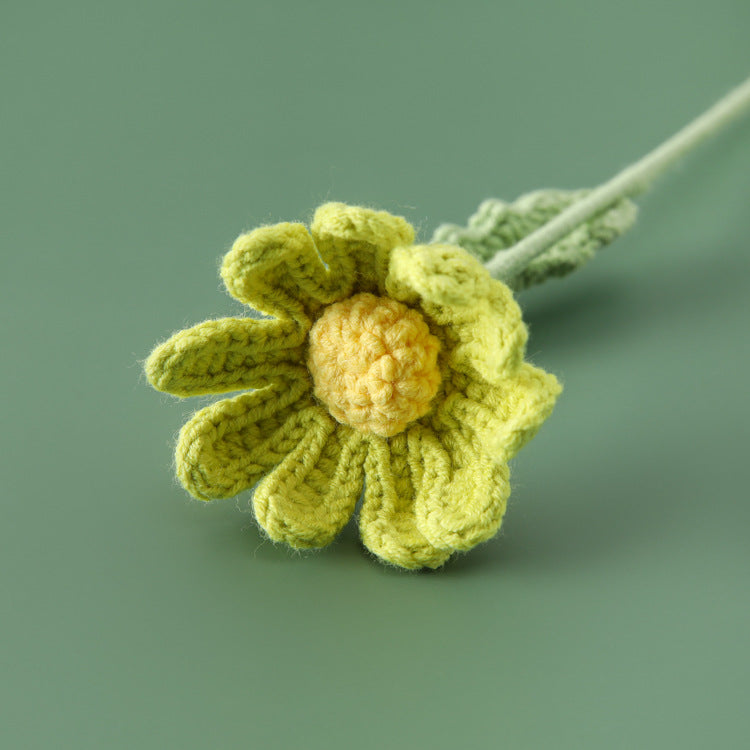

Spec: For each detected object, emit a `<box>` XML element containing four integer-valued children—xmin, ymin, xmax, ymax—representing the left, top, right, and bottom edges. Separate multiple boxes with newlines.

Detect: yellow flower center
<box><xmin>307</xmin><ymin>293</ymin><xmax>441</xmax><ymax>437</ymax></box>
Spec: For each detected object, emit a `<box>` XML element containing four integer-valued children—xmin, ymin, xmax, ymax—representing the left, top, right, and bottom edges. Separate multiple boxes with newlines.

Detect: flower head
<box><xmin>145</xmin><ymin>202</ymin><xmax>561</xmax><ymax>569</ymax></box>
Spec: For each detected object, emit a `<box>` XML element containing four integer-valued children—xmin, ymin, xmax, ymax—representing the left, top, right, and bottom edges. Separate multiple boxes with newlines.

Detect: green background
<box><xmin>2</xmin><ymin>1</ymin><xmax>749</xmax><ymax>747</ymax></box>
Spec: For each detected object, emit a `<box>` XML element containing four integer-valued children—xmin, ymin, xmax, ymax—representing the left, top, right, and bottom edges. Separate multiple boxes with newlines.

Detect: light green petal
<box><xmin>434</xmin><ymin>363</ymin><xmax>562</xmax><ymax>461</ymax></box>
<box><xmin>253</xmin><ymin>418</ymin><xmax>366</xmax><ymax>549</ymax></box>
<box><xmin>386</xmin><ymin>244</ymin><xmax>528</xmax><ymax>384</ymax></box>
<box><xmin>412</xmin><ymin>426</ymin><xmax>510</xmax><ymax>551</ymax></box>
<box><xmin>176</xmin><ymin>379</ymin><xmax>312</xmax><ymax>501</ymax></box>
<box><xmin>145</xmin><ymin>317</ymin><xmax>307</xmax><ymax>397</ymax></box>
<box><xmin>359</xmin><ymin>433</ymin><xmax>452</xmax><ymax>570</ymax></box>
<box><xmin>311</xmin><ymin>203</ymin><xmax>415</xmax><ymax>295</ymax></box>
<box><xmin>387</xmin><ymin>243</ymin><xmax>492</xmax><ymax>307</ymax></box>
<box><xmin>221</xmin><ymin>221</ymin><xmax>355</xmax><ymax>321</ymax></box>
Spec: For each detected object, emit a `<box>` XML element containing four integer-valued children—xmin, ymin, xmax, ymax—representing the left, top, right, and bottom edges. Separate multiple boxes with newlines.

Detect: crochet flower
<box><xmin>145</xmin><ymin>203</ymin><xmax>561</xmax><ymax>569</ymax></box>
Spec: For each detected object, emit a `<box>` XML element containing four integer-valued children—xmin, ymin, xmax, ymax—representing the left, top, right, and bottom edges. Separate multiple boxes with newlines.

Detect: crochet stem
<box><xmin>484</xmin><ymin>76</ymin><xmax>750</xmax><ymax>281</ymax></box>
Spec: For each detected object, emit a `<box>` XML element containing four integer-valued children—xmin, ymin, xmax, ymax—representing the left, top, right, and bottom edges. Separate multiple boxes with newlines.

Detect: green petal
<box><xmin>387</xmin><ymin>243</ymin><xmax>492</xmax><ymax>307</ymax></box>
<box><xmin>253</xmin><ymin>417</ymin><xmax>366</xmax><ymax>549</ymax></box>
<box><xmin>311</xmin><ymin>203</ymin><xmax>415</xmax><ymax>295</ymax></box>
<box><xmin>359</xmin><ymin>433</ymin><xmax>452</xmax><ymax>570</ymax></box>
<box><xmin>412</xmin><ymin>425</ymin><xmax>510</xmax><ymax>551</ymax></box>
<box><xmin>176</xmin><ymin>379</ymin><xmax>312</xmax><ymax>500</ymax></box>
<box><xmin>221</xmin><ymin>222</ymin><xmax>354</xmax><ymax>321</ymax></box>
<box><xmin>433</xmin><ymin>363</ymin><xmax>562</xmax><ymax>461</ymax></box>
<box><xmin>387</xmin><ymin>245</ymin><xmax>528</xmax><ymax>384</ymax></box>
<box><xmin>145</xmin><ymin>317</ymin><xmax>307</xmax><ymax>397</ymax></box>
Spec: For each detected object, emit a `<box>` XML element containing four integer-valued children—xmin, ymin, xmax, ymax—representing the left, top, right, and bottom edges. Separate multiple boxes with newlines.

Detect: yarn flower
<box><xmin>145</xmin><ymin>203</ymin><xmax>561</xmax><ymax>569</ymax></box>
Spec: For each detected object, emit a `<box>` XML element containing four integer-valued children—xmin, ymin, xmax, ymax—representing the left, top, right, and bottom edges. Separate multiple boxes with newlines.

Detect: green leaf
<box><xmin>431</xmin><ymin>189</ymin><xmax>637</xmax><ymax>291</ymax></box>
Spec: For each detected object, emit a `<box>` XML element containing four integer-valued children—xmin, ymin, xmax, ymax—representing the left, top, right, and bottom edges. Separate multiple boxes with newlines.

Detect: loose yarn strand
<box><xmin>485</xmin><ymin>76</ymin><xmax>750</xmax><ymax>281</ymax></box>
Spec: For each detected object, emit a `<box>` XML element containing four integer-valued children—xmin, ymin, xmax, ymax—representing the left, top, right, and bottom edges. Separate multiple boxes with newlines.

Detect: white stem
<box><xmin>485</xmin><ymin>76</ymin><xmax>750</xmax><ymax>281</ymax></box>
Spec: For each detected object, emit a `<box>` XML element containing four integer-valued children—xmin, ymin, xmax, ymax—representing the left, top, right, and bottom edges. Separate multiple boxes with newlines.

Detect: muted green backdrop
<box><xmin>2</xmin><ymin>1</ymin><xmax>749</xmax><ymax>747</ymax></box>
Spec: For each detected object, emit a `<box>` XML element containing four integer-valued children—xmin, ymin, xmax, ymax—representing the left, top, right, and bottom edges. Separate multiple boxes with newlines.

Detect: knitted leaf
<box><xmin>431</xmin><ymin>189</ymin><xmax>637</xmax><ymax>291</ymax></box>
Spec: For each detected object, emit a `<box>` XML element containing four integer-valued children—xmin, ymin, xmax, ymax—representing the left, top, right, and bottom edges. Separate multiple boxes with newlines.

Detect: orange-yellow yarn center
<box><xmin>307</xmin><ymin>293</ymin><xmax>441</xmax><ymax>437</ymax></box>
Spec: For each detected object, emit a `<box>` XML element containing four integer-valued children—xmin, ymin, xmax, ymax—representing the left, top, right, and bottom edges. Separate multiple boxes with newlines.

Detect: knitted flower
<box><xmin>145</xmin><ymin>203</ymin><xmax>561</xmax><ymax>569</ymax></box>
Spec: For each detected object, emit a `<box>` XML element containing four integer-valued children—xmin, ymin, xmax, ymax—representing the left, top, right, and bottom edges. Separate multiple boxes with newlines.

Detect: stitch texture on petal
<box><xmin>312</xmin><ymin>203</ymin><xmax>415</xmax><ymax>294</ymax></box>
<box><xmin>435</xmin><ymin>363</ymin><xmax>562</xmax><ymax>461</ymax></box>
<box><xmin>412</xmin><ymin>424</ymin><xmax>510</xmax><ymax>550</ymax></box>
<box><xmin>222</xmin><ymin>222</ymin><xmax>354</xmax><ymax>321</ymax></box>
<box><xmin>387</xmin><ymin>245</ymin><xmax>528</xmax><ymax>383</ymax></box>
<box><xmin>145</xmin><ymin>317</ymin><xmax>306</xmax><ymax>397</ymax></box>
<box><xmin>253</xmin><ymin>416</ymin><xmax>367</xmax><ymax>548</ymax></box>
<box><xmin>176</xmin><ymin>377</ymin><xmax>311</xmax><ymax>501</ymax></box>
<box><xmin>387</xmin><ymin>243</ymin><xmax>491</xmax><ymax>307</ymax></box>
<box><xmin>359</xmin><ymin>433</ymin><xmax>452</xmax><ymax>569</ymax></box>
